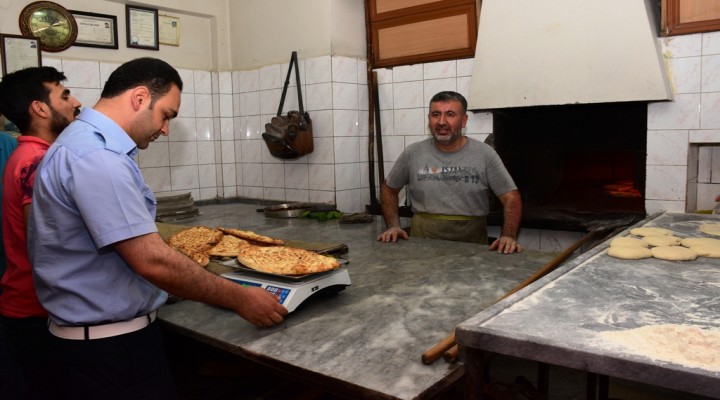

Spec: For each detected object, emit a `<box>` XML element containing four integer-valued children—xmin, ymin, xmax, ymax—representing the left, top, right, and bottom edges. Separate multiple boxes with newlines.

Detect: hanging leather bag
<box><xmin>262</xmin><ymin>51</ymin><xmax>313</xmax><ymax>159</ymax></box>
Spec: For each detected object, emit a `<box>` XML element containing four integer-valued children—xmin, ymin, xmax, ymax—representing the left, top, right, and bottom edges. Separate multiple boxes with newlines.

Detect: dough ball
<box><xmin>608</xmin><ymin>246</ymin><xmax>652</xmax><ymax>260</ymax></box>
<box><xmin>651</xmin><ymin>246</ymin><xmax>698</xmax><ymax>261</ymax></box>
<box><xmin>610</xmin><ymin>237</ymin><xmax>648</xmax><ymax>248</ymax></box>
<box><xmin>690</xmin><ymin>244</ymin><xmax>720</xmax><ymax>258</ymax></box>
<box><xmin>681</xmin><ymin>237</ymin><xmax>720</xmax><ymax>248</ymax></box>
<box><xmin>630</xmin><ymin>227</ymin><xmax>672</xmax><ymax>237</ymax></box>
<box><xmin>642</xmin><ymin>235</ymin><xmax>681</xmax><ymax>247</ymax></box>
<box><xmin>699</xmin><ymin>223</ymin><xmax>720</xmax><ymax>237</ymax></box>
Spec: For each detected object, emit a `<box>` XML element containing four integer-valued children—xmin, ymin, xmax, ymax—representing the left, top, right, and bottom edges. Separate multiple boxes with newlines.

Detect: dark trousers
<box><xmin>50</xmin><ymin>321</ymin><xmax>178</xmax><ymax>400</ymax></box>
<box><xmin>0</xmin><ymin>315</ymin><xmax>53</xmax><ymax>400</ymax></box>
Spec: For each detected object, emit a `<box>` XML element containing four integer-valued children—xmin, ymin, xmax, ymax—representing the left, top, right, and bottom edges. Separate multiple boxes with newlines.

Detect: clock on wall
<box><xmin>19</xmin><ymin>1</ymin><xmax>78</xmax><ymax>52</ymax></box>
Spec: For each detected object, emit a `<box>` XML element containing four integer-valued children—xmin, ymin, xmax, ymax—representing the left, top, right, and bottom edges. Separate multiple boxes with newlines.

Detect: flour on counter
<box><xmin>600</xmin><ymin>324</ymin><xmax>720</xmax><ymax>372</ymax></box>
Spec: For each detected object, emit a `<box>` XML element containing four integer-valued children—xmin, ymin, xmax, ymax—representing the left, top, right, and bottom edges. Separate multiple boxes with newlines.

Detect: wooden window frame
<box><xmin>368</xmin><ymin>0</ymin><xmax>477</xmax><ymax>68</ymax></box>
<box><xmin>664</xmin><ymin>0</ymin><xmax>720</xmax><ymax>36</ymax></box>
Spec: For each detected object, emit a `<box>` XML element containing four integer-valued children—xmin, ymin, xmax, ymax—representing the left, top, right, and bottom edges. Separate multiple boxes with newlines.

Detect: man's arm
<box><xmin>376</xmin><ymin>182</ymin><xmax>409</xmax><ymax>243</ymax></box>
<box><xmin>114</xmin><ymin>232</ymin><xmax>287</xmax><ymax>327</ymax></box>
<box><xmin>489</xmin><ymin>189</ymin><xmax>523</xmax><ymax>254</ymax></box>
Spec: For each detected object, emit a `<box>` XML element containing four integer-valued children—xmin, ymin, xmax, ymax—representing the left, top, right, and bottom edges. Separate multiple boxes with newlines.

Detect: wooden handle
<box><xmin>498</xmin><ymin>229</ymin><xmax>598</xmax><ymax>301</ymax></box>
<box><xmin>421</xmin><ymin>332</ymin><xmax>456</xmax><ymax>365</ymax></box>
<box><xmin>442</xmin><ymin>344</ymin><xmax>459</xmax><ymax>363</ymax></box>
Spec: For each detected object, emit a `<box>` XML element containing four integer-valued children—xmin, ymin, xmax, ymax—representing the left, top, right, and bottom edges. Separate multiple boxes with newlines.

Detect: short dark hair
<box><xmin>0</xmin><ymin>67</ymin><xmax>67</xmax><ymax>132</ymax></box>
<box><xmin>101</xmin><ymin>58</ymin><xmax>183</xmax><ymax>107</ymax></box>
<box><xmin>430</xmin><ymin>91</ymin><xmax>467</xmax><ymax>114</ymax></box>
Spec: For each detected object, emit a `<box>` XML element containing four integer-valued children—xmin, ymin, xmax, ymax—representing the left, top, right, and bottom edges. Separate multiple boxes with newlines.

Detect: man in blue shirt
<box><xmin>28</xmin><ymin>57</ymin><xmax>287</xmax><ymax>399</ymax></box>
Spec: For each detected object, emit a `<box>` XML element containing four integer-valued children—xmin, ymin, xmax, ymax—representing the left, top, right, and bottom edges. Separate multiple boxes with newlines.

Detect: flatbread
<box><xmin>690</xmin><ymin>244</ymin><xmax>720</xmax><ymax>258</ymax></box>
<box><xmin>237</xmin><ymin>245</ymin><xmax>340</xmax><ymax>275</ymax></box>
<box><xmin>208</xmin><ymin>234</ymin><xmax>250</xmax><ymax>257</ymax></box>
<box><xmin>610</xmin><ymin>237</ymin><xmax>648</xmax><ymax>248</ymax></box>
<box><xmin>651</xmin><ymin>246</ymin><xmax>698</xmax><ymax>261</ymax></box>
<box><xmin>608</xmin><ymin>246</ymin><xmax>652</xmax><ymax>260</ymax></box>
<box><xmin>218</xmin><ymin>227</ymin><xmax>284</xmax><ymax>246</ymax></box>
<box><xmin>168</xmin><ymin>226</ymin><xmax>224</xmax><ymax>267</ymax></box>
<box><xmin>630</xmin><ymin>227</ymin><xmax>672</xmax><ymax>237</ymax></box>
<box><xmin>699</xmin><ymin>224</ymin><xmax>720</xmax><ymax>237</ymax></box>
<box><xmin>642</xmin><ymin>235</ymin><xmax>681</xmax><ymax>247</ymax></box>
<box><xmin>681</xmin><ymin>237</ymin><xmax>720</xmax><ymax>248</ymax></box>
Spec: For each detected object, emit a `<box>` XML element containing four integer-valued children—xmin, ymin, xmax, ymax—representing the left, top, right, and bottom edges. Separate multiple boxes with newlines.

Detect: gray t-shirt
<box><xmin>385</xmin><ymin>137</ymin><xmax>516</xmax><ymax>217</ymax></box>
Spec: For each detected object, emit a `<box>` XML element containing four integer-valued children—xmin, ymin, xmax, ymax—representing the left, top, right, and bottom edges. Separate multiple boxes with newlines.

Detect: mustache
<box><xmin>73</xmin><ymin>107</ymin><xmax>81</xmax><ymax>117</ymax></box>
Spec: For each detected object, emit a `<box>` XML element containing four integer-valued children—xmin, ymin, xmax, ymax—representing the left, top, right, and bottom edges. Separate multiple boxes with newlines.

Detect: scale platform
<box><xmin>221</xmin><ymin>264</ymin><xmax>351</xmax><ymax>312</ymax></box>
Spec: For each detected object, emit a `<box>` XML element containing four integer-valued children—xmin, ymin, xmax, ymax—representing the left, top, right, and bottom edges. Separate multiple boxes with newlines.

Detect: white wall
<box><xmin>228</xmin><ymin>0</ymin><xmax>366</xmax><ymax>70</ymax></box>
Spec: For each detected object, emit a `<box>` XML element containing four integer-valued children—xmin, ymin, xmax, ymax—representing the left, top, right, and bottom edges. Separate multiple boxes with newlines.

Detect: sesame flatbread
<box><xmin>168</xmin><ymin>226</ymin><xmax>223</xmax><ymax>267</ymax></box>
<box><xmin>218</xmin><ymin>227</ymin><xmax>284</xmax><ymax>246</ymax></box>
<box><xmin>236</xmin><ymin>245</ymin><xmax>340</xmax><ymax>275</ymax></box>
<box><xmin>208</xmin><ymin>234</ymin><xmax>250</xmax><ymax>257</ymax></box>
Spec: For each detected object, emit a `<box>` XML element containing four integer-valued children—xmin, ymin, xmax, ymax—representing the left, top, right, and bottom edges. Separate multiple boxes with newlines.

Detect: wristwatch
<box><xmin>19</xmin><ymin>1</ymin><xmax>78</xmax><ymax>52</ymax></box>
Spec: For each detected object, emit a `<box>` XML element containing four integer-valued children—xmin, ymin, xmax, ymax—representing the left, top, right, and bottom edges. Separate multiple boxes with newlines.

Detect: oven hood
<box><xmin>467</xmin><ymin>0</ymin><xmax>672</xmax><ymax>110</ymax></box>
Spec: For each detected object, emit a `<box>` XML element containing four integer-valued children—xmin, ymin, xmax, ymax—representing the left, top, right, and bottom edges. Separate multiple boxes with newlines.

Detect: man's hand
<box><xmin>489</xmin><ymin>236</ymin><xmax>522</xmax><ymax>254</ymax></box>
<box><xmin>235</xmin><ymin>287</ymin><xmax>288</xmax><ymax>328</ymax></box>
<box><xmin>377</xmin><ymin>226</ymin><xmax>409</xmax><ymax>243</ymax></box>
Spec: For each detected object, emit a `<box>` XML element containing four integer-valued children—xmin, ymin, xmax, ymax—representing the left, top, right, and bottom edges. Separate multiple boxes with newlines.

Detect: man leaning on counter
<box><xmin>377</xmin><ymin>91</ymin><xmax>523</xmax><ymax>254</ymax></box>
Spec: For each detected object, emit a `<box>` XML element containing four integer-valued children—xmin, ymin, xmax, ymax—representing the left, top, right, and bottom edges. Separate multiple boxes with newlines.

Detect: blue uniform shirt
<box><xmin>28</xmin><ymin>108</ymin><xmax>166</xmax><ymax>326</ymax></box>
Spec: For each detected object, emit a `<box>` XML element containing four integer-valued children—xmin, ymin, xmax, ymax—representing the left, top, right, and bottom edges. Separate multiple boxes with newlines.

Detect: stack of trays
<box><xmin>155</xmin><ymin>192</ymin><xmax>199</xmax><ymax>222</ymax></box>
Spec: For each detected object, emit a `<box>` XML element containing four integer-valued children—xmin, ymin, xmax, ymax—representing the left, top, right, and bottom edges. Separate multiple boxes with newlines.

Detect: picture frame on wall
<box><xmin>71</xmin><ymin>11</ymin><xmax>118</xmax><ymax>49</ymax></box>
<box><xmin>0</xmin><ymin>34</ymin><xmax>41</xmax><ymax>77</ymax></box>
<box><xmin>159</xmin><ymin>15</ymin><xmax>180</xmax><ymax>46</ymax></box>
<box><xmin>126</xmin><ymin>5</ymin><xmax>159</xmax><ymax>50</ymax></box>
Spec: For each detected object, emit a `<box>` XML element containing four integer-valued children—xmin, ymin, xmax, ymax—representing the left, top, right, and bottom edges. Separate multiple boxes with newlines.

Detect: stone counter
<box><xmin>158</xmin><ymin>203</ymin><xmax>558</xmax><ymax>399</ymax></box>
<box><xmin>456</xmin><ymin>212</ymin><xmax>720</xmax><ymax>399</ymax></box>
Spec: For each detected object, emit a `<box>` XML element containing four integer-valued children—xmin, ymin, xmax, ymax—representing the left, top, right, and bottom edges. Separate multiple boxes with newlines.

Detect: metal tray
<box><xmin>262</xmin><ymin>202</ymin><xmax>314</xmax><ymax>218</ymax></box>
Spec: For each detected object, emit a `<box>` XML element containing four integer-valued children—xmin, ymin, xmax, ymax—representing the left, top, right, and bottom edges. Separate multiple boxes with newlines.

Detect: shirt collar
<box><xmin>76</xmin><ymin>108</ymin><xmax>138</xmax><ymax>156</ymax></box>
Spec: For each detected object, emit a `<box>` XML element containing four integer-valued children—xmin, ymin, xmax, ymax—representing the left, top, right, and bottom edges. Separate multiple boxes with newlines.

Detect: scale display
<box><xmin>221</xmin><ymin>268</ymin><xmax>351</xmax><ymax>312</ymax></box>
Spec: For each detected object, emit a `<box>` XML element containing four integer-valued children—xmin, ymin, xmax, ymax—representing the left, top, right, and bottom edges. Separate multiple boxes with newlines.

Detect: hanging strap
<box><xmin>276</xmin><ymin>51</ymin><xmax>305</xmax><ymax>117</ymax></box>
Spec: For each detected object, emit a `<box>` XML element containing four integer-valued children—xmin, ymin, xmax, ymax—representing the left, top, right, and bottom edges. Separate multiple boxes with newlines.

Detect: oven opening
<box><xmin>488</xmin><ymin>102</ymin><xmax>648</xmax><ymax>231</ymax></box>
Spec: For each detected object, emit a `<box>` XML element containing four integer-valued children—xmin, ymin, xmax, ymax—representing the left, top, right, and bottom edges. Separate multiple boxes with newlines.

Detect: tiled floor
<box><xmin>162</xmin><ymin>204</ymin><xmax>717</xmax><ymax>400</ymax></box>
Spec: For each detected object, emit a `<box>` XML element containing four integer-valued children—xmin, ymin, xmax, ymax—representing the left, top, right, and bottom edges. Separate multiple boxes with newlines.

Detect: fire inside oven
<box><xmin>488</xmin><ymin>102</ymin><xmax>647</xmax><ymax>231</ymax></box>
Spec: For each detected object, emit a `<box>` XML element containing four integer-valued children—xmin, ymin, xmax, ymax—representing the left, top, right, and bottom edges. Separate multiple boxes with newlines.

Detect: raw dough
<box><xmin>610</xmin><ymin>237</ymin><xmax>648</xmax><ymax>248</ymax></box>
<box><xmin>681</xmin><ymin>237</ymin><xmax>720</xmax><ymax>248</ymax></box>
<box><xmin>690</xmin><ymin>244</ymin><xmax>720</xmax><ymax>258</ymax></box>
<box><xmin>651</xmin><ymin>245</ymin><xmax>698</xmax><ymax>261</ymax></box>
<box><xmin>699</xmin><ymin>223</ymin><xmax>720</xmax><ymax>237</ymax></box>
<box><xmin>642</xmin><ymin>235</ymin><xmax>681</xmax><ymax>247</ymax></box>
<box><xmin>630</xmin><ymin>227</ymin><xmax>672</xmax><ymax>237</ymax></box>
<box><xmin>607</xmin><ymin>246</ymin><xmax>652</xmax><ymax>260</ymax></box>
<box><xmin>600</xmin><ymin>324</ymin><xmax>720</xmax><ymax>372</ymax></box>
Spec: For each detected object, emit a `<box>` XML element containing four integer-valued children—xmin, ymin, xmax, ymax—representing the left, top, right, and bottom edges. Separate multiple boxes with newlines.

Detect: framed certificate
<box><xmin>0</xmin><ymin>34</ymin><xmax>41</xmax><ymax>77</ymax></box>
<box><xmin>126</xmin><ymin>5</ymin><xmax>159</xmax><ymax>50</ymax></box>
<box><xmin>159</xmin><ymin>15</ymin><xmax>180</xmax><ymax>46</ymax></box>
<box><xmin>71</xmin><ymin>11</ymin><xmax>118</xmax><ymax>49</ymax></box>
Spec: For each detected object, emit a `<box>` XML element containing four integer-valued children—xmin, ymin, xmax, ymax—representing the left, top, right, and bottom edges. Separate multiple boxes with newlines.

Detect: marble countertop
<box><xmin>158</xmin><ymin>203</ymin><xmax>557</xmax><ymax>399</ymax></box>
<box><xmin>456</xmin><ymin>212</ymin><xmax>720</xmax><ymax>398</ymax></box>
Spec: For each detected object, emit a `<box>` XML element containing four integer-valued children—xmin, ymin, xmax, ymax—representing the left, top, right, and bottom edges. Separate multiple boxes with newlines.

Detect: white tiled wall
<box><xmin>44</xmin><ymin>55</ymin><xmax>371</xmax><ymax>213</ymax></box>
<box><xmin>661</xmin><ymin>31</ymin><xmax>720</xmax><ymax>213</ymax></box>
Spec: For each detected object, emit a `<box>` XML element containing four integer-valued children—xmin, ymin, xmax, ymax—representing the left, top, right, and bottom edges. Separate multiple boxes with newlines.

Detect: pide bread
<box><xmin>236</xmin><ymin>245</ymin><xmax>340</xmax><ymax>275</ymax></box>
<box><xmin>168</xmin><ymin>226</ymin><xmax>223</xmax><ymax>267</ymax></box>
<box><xmin>208</xmin><ymin>234</ymin><xmax>250</xmax><ymax>257</ymax></box>
<box><xmin>218</xmin><ymin>227</ymin><xmax>284</xmax><ymax>246</ymax></box>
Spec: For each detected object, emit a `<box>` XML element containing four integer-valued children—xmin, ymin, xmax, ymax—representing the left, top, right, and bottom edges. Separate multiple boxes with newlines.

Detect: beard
<box><xmin>432</xmin><ymin>129</ymin><xmax>460</xmax><ymax>145</ymax></box>
<box><xmin>48</xmin><ymin>106</ymin><xmax>75</xmax><ymax>136</ymax></box>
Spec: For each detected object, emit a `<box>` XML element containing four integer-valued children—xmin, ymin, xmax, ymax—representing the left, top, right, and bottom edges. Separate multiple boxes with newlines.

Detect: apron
<box><xmin>411</xmin><ymin>213</ymin><xmax>488</xmax><ymax>244</ymax></box>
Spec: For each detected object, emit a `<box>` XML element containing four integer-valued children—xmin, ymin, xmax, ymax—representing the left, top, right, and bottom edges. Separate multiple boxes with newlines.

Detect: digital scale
<box><xmin>220</xmin><ymin>260</ymin><xmax>352</xmax><ymax>312</ymax></box>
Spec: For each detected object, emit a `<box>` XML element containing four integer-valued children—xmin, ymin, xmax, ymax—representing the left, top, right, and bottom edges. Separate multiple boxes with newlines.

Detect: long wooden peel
<box><xmin>422</xmin><ymin>225</ymin><xmax>615</xmax><ymax>365</ymax></box>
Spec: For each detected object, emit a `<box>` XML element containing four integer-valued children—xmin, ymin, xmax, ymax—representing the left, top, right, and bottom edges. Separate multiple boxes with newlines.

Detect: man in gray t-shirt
<box><xmin>377</xmin><ymin>91</ymin><xmax>523</xmax><ymax>254</ymax></box>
